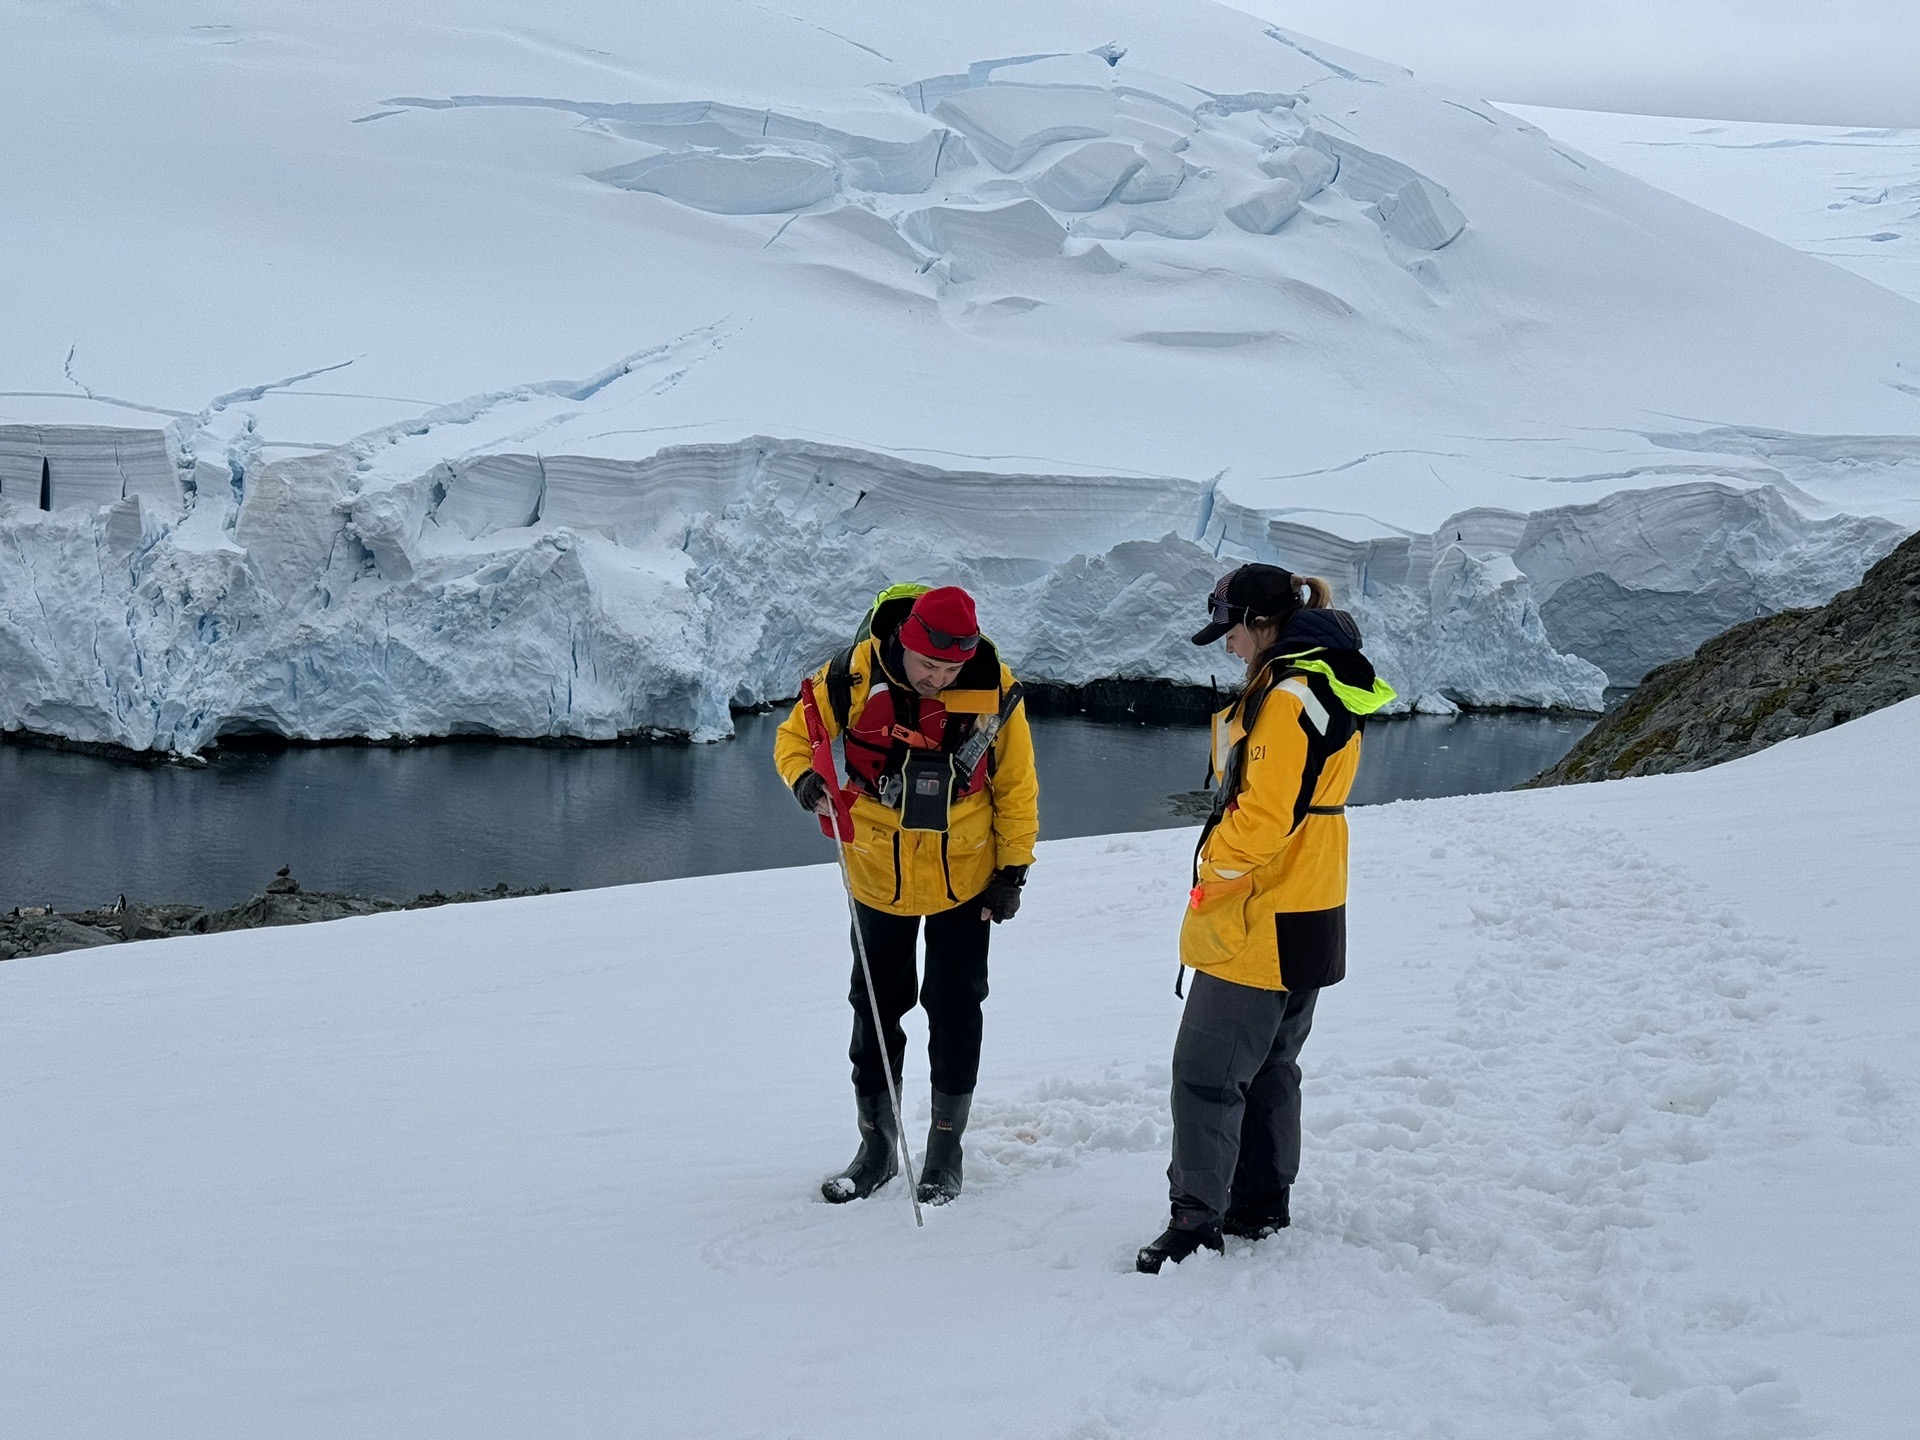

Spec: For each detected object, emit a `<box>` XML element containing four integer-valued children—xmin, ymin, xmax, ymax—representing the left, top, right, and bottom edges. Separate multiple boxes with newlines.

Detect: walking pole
<box><xmin>800</xmin><ymin>679</ymin><xmax>924</xmax><ymax>1229</ymax></box>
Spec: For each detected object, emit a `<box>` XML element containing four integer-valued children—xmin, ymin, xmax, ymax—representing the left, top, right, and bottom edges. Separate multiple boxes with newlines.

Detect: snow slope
<box><xmin>3</xmin><ymin>2</ymin><xmax>1919</xmax><ymax>750</ymax></box>
<box><xmin>4</xmin><ymin>698</ymin><xmax>1915</xmax><ymax>1438</ymax></box>
<box><xmin>1501</xmin><ymin>105</ymin><xmax>1920</xmax><ymax>309</ymax></box>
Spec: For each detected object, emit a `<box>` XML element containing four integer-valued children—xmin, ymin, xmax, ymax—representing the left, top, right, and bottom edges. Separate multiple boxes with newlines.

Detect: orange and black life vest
<box><xmin>830</xmin><ymin>632</ymin><xmax>1011</xmax><ymax>806</ymax></box>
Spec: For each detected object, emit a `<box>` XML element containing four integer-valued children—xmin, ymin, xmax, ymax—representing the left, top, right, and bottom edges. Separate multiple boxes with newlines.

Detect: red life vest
<box><xmin>842</xmin><ymin>667</ymin><xmax>994</xmax><ymax>802</ymax></box>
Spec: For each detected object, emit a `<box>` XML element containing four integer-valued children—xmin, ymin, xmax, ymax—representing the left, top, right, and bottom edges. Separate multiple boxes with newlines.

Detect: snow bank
<box><xmin>3</xmin><ymin>3</ymin><xmax>1918</xmax><ymax>750</ymax></box>
<box><xmin>5</xmin><ymin>686</ymin><xmax>1915</xmax><ymax>1436</ymax></box>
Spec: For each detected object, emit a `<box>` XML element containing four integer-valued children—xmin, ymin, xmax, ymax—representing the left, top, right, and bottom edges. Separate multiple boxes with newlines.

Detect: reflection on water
<box><xmin>0</xmin><ymin>709</ymin><xmax>1591</xmax><ymax>911</ymax></box>
<box><xmin>1349</xmin><ymin>712</ymin><xmax>1596</xmax><ymax>806</ymax></box>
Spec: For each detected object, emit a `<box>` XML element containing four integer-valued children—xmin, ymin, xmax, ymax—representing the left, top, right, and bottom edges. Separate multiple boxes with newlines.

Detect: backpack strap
<box><xmin>949</xmin><ymin>680</ymin><xmax>1024</xmax><ymax>779</ymax></box>
<box><xmin>1211</xmin><ymin>667</ymin><xmax>1280</xmax><ymax>815</ymax></box>
<box><xmin>1192</xmin><ymin>664</ymin><xmax>1283</xmax><ymax>875</ymax></box>
<box><xmin>825</xmin><ymin>644</ymin><xmax>857</xmax><ymax>732</ymax></box>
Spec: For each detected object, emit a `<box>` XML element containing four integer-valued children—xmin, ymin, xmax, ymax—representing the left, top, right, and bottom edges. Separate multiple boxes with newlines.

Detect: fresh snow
<box><xmin>3</xmin><ymin>3</ymin><xmax>1919</xmax><ymax>752</ymax></box>
<box><xmin>4</xmin><ymin>699</ymin><xmax>1916</xmax><ymax>1438</ymax></box>
<box><xmin>1499</xmin><ymin>106</ymin><xmax>1920</xmax><ymax>309</ymax></box>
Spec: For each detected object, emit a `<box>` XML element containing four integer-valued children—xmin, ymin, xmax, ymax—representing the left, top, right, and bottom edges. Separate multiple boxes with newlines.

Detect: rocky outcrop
<box><xmin>0</xmin><ymin>868</ymin><xmax>559</xmax><ymax>961</ymax></box>
<box><xmin>1527</xmin><ymin>529</ymin><xmax>1920</xmax><ymax>784</ymax></box>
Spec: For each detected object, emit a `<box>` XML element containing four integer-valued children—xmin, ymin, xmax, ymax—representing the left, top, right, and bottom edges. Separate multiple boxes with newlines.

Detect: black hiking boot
<box><xmin>915</xmin><ymin>1089</ymin><xmax>972</xmax><ymax>1206</ymax></box>
<box><xmin>1222</xmin><ymin>1188</ymin><xmax>1290</xmax><ymax>1240</ymax></box>
<box><xmin>822</xmin><ymin>1092</ymin><xmax>899</xmax><ymax>1204</ymax></box>
<box><xmin>1135</xmin><ymin>1216</ymin><xmax>1224</xmax><ymax>1274</ymax></box>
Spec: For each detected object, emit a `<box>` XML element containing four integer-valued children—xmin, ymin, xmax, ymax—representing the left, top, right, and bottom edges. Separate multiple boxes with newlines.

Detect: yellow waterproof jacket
<box><xmin>1180</xmin><ymin>641</ymin><xmax>1393</xmax><ymax>991</ymax></box>
<box><xmin>774</xmin><ymin>637</ymin><xmax>1039</xmax><ymax>916</ymax></box>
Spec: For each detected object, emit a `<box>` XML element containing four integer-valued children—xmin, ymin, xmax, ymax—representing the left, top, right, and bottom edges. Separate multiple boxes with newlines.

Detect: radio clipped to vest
<box><xmin>888</xmin><ymin>680</ymin><xmax>1028</xmax><ymax>832</ymax></box>
<box><xmin>898</xmin><ymin>751</ymin><xmax>956</xmax><ymax>833</ymax></box>
<box><xmin>898</xmin><ymin>678</ymin><xmax>1027</xmax><ymax>832</ymax></box>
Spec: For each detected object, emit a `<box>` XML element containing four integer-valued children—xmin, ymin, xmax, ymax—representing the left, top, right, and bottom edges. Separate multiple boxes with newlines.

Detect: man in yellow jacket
<box><xmin>774</xmin><ymin>585</ymin><xmax>1039</xmax><ymax>1206</ymax></box>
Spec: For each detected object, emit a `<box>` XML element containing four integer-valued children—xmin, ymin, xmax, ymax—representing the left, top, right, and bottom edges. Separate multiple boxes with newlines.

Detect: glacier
<box><xmin>3</xmin><ymin>1</ymin><xmax>1917</xmax><ymax>753</ymax></box>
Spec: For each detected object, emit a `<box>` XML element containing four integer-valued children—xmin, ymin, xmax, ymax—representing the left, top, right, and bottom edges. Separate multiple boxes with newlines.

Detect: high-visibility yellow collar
<box><xmin>1273</xmin><ymin>649</ymin><xmax>1398</xmax><ymax>716</ymax></box>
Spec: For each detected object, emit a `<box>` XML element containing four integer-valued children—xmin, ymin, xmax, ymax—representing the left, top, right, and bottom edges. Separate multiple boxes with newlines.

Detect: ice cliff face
<box><xmin>0</xmin><ymin>416</ymin><xmax>1583</xmax><ymax>750</ymax></box>
<box><xmin>2</xmin><ymin>3</ymin><xmax>1917</xmax><ymax>751</ymax></box>
<box><xmin>2</xmin><ymin>401</ymin><xmax>1908</xmax><ymax>752</ymax></box>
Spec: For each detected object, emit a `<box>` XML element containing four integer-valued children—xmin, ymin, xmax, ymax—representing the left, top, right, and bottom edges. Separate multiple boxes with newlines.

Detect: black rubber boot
<box><xmin>1222</xmin><ymin>1187</ymin><xmax>1290</xmax><ymax>1240</ymax></box>
<box><xmin>1136</xmin><ymin>1217</ymin><xmax>1224</xmax><ymax>1274</ymax></box>
<box><xmin>822</xmin><ymin>1092</ymin><xmax>899</xmax><ymax>1204</ymax></box>
<box><xmin>915</xmin><ymin>1089</ymin><xmax>972</xmax><ymax>1205</ymax></box>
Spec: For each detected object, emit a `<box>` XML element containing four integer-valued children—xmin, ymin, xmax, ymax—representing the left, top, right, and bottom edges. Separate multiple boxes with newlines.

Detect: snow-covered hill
<box><xmin>3</xmin><ymin>2</ymin><xmax>1918</xmax><ymax>750</ymax></box>
<box><xmin>1501</xmin><ymin>105</ymin><xmax>1920</xmax><ymax>308</ymax></box>
<box><xmin>5</xmin><ymin>696</ymin><xmax>1915</xmax><ymax>1437</ymax></box>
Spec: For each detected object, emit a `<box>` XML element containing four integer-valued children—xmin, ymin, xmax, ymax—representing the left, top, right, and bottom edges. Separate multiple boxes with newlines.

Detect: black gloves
<box><xmin>792</xmin><ymin>772</ymin><xmax>830</xmax><ymax>815</ymax></box>
<box><xmin>978</xmin><ymin>865</ymin><xmax>1028</xmax><ymax>923</ymax></box>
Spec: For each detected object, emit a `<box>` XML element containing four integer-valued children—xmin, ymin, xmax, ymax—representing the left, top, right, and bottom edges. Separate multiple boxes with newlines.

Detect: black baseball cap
<box><xmin>1190</xmin><ymin>563</ymin><xmax>1300</xmax><ymax>645</ymax></box>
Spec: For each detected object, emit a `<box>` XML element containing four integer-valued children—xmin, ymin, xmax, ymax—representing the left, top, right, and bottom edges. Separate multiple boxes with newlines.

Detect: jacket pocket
<box><xmin>844</xmin><ymin>801</ymin><xmax>903</xmax><ymax>909</ymax></box>
<box><xmin>1274</xmin><ymin>905</ymin><xmax>1346</xmax><ymax>990</ymax></box>
<box><xmin>947</xmin><ymin>793</ymin><xmax>993</xmax><ymax>854</ymax></box>
<box><xmin>1179</xmin><ymin>874</ymin><xmax>1255</xmax><ymax>972</ymax></box>
<box><xmin>945</xmin><ymin>794</ymin><xmax>996</xmax><ymax>902</ymax></box>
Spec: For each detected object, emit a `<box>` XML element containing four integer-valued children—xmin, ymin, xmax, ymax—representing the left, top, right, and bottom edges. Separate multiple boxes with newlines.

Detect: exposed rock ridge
<box><xmin>0</xmin><ymin>867</ymin><xmax>560</xmax><ymax>961</ymax></box>
<box><xmin>1527</xmin><ymin>528</ymin><xmax>1920</xmax><ymax>785</ymax></box>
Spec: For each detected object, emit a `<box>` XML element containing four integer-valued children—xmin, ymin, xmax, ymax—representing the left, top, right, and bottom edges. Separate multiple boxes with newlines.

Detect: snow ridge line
<box><xmin>337</xmin><ymin>323</ymin><xmax>736</xmax><ymax>477</ymax></box>
<box><xmin>1261</xmin><ymin>27</ymin><xmax>1375</xmax><ymax>87</ymax></box>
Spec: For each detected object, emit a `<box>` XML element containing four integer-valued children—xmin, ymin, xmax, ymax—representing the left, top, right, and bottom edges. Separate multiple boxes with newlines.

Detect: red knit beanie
<box><xmin>900</xmin><ymin>586</ymin><xmax>980</xmax><ymax>661</ymax></box>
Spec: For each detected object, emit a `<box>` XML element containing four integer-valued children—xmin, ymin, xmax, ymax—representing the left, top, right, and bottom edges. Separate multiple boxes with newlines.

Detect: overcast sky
<box><xmin>1234</xmin><ymin>1</ymin><xmax>1920</xmax><ymax>127</ymax></box>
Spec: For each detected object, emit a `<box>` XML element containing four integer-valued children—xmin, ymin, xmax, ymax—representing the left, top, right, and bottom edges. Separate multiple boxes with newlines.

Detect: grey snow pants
<box><xmin>1168</xmin><ymin>970</ymin><xmax>1319</xmax><ymax>1224</ymax></box>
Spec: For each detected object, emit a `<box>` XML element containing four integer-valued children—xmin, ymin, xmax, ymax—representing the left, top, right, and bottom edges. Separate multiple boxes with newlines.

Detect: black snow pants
<box><xmin>1168</xmin><ymin>970</ymin><xmax>1319</xmax><ymax>1224</ymax></box>
<box><xmin>848</xmin><ymin>899</ymin><xmax>991</xmax><ymax>1099</ymax></box>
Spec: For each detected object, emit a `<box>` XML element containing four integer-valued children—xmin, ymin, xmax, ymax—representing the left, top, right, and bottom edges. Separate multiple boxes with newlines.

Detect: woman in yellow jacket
<box><xmin>1138</xmin><ymin>564</ymin><xmax>1394</xmax><ymax>1273</ymax></box>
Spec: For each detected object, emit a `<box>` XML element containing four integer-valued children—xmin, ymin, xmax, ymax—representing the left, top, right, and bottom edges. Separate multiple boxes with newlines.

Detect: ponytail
<box><xmin>1242</xmin><ymin>574</ymin><xmax>1335</xmax><ymax>671</ymax></box>
<box><xmin>1248</xmin><ymin>576</ymin><xmax>1332</xmax><ymax>633</ymax></box>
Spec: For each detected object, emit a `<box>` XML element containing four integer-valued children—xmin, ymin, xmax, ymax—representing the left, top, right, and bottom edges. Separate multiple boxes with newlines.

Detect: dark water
<box><xmin>0</xmin><ymin>711</ymin><xmax>1591</xmax><ymax>912</ymax></box>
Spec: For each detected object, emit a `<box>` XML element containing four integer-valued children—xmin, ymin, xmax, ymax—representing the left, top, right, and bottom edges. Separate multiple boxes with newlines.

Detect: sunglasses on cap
<box><xmin>910</xmin><ymin>614</ymin><xmax>980</xmax><ymax>653</ymax></box>
<box><xmin>1207</xmin><ymin>598</ymin><xmax>1253</xmax><ymax>627</ymax></box>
